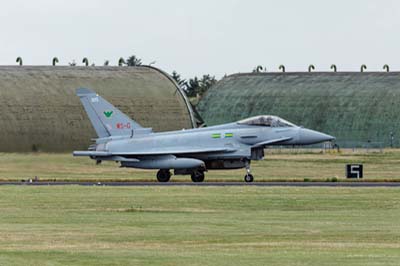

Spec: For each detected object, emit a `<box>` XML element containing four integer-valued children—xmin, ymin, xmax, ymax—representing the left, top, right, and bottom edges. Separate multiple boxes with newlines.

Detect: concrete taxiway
<box><xmin>0</xmin><ymin>181</ymin><xmax>399</xmax><ymax>187</ymax></box>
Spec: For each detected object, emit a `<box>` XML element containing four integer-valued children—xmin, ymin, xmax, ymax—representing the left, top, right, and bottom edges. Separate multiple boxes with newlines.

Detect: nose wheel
<box><xmin>244</xmin><ymin>160</ymin><xmax>254</xmax><ymax>183</ymax></box>
<box><xmin>157</xmin><ymin>169</ymin><xmax>171</xmax><ymax>182</ymax></box>
<box><xmin>244</xmin><ymin>174</ymin><xmax>254</xmax><ymax>183</ymax></box>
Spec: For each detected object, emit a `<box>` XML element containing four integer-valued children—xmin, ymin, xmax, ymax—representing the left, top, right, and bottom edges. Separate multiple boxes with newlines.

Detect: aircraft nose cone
<box><xmin>299</xmin><ymin>128</ymin><xmax>335</xmax><ymax>145</ymax></box>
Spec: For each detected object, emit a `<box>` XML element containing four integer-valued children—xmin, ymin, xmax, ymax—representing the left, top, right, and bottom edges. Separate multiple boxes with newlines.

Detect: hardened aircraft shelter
<box><xmin>198</xmin><ymin>72</ymin><xmax>400</xmax><ymax>148</ymax></box>
<box><xmin>0</xmin><ymin>66</ymin><xmax>195</xmax><ymax>152</ymax></box>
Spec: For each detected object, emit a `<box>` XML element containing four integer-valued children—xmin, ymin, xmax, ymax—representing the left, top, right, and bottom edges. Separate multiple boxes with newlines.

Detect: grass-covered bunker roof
<box><xmin>0</xmin><ymin>66</ymin><xmax>195</xmax><ymax>152</ymax></box>
<box><xmin>197</xmin><ymin>72</ymin><xmax>400</xmax><ymax>148</ymax></box>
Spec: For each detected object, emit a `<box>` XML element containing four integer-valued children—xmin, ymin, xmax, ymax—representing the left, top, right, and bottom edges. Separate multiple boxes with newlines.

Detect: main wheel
<box><xmin>157</xmin><ymin>170</ymin><xmax>171</xmax><ymax>183</ymax></box>
<box><xmin>244</xmin><ymin>174</ymin><xmax>254</xmax><ymax>183</ymax></box>
<box><xmin>191</xmin><ymin>171</ymin><xmax>205</xmax><ymax>183</ymax></box>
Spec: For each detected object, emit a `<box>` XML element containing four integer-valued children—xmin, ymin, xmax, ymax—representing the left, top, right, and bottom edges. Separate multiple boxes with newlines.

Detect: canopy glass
<box><xmin>238</xmin><ymin>115</ymin><xmax>296</xmax><ymax>128</ymax></box>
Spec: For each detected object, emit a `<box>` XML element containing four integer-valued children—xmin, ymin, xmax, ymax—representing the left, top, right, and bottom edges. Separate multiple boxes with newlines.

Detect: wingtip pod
<box><xmin>76</xmin><ymin>88</ymin><xmax>97</xmax><ymax>97</ymax></box>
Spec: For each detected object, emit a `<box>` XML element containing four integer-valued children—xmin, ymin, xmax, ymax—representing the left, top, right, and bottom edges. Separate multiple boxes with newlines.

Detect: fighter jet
<box><xmin>73</xmin><ymin>88</ymin><xmax>334</xmax><ymax>183</ymax></box>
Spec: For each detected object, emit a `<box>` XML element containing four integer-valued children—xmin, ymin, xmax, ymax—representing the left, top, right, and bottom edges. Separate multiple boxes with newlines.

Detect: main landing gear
<box><xmin>191</xmin><ymin>170</ymin><xmax>205</xmax><ymax>183</ymax></box>
<box><xmin>156</xmin><ymin>169</ymin><xmax>171</xmax><ymax>183</ymax></box>
<box><xmin>244</xmin><ymin>161</ymin><xmax>254</xmax><ymax>183</ymax></box>
<box><xmin>156</xmin><ymin>169</ymin><xmax>205</xmax><ymax>183</ymax></box>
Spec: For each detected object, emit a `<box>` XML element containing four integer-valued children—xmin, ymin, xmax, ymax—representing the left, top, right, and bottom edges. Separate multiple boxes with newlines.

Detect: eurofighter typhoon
<box><xmin>73</xmin><ymin>88</ymin><xmax>334</xmax><ymax>182</ymax></box>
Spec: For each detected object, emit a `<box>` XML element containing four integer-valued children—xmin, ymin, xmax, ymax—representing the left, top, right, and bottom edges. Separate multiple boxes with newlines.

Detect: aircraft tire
<box><xmin>244</xmin><ymin>174</ymin><xmax>254</xmax><ymax>183</ymax></box>
<box><xmin>191</xmin><ymin>171</ymin><xmax>205</xmax><ymax>183</ymax></box>
<box><xmin>157</xmin><ymin>170</ymin><xmax>171</xmax><ymax>182</ymax></box>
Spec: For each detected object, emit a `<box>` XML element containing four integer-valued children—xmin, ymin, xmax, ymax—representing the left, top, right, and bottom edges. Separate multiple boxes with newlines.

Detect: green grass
<box><xmin>0</xmin><ymin>149</ymin><xmax>399</xmax><ymax>181</ymax></box>
<box><xmin>0</xmin><ymin>186</ymin><xmax>399</xmax><ymax>265</ymax></box>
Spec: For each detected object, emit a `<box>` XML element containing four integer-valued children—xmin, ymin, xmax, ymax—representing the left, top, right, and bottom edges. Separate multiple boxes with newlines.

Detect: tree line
<box><xmin>170</xmin><ymin>71</ymin><xmax>217</xmax><ymax>99</ymax></box>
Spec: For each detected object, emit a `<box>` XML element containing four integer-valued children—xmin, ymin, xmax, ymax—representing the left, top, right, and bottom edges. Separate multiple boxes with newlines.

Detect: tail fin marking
<box><xmin>76</xmin><ymin>88</ymin><xmax>143</xmax><ymax>138</ymax></box>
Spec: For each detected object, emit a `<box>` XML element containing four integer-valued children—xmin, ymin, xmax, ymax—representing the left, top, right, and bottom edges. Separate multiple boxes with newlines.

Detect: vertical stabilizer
<box><xmin>76</xmin><ymin>88</ymin><xmax>143</xmax><ymax>138</ymax></box>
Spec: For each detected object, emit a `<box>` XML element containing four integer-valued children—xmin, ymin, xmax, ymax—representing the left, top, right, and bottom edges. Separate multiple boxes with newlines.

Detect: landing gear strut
<box><xmin>157</xmin><ymin>169</ymin><xmax>171</xmax><ymax>182</ymax></box>
<box><xmin>244</xmin><ymin>160</ymin><xmax>254</xmax><ymax>183</ymax></box>
<box><xmin>191</xmin><ymin>170</ymin><xmax>205</xmax><ymax>183</ymax></box>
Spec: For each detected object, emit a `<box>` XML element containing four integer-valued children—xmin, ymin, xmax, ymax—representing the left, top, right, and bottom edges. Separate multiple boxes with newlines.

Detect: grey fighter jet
<box><xmin>73</xmin><ymin>88</ymin><xmax>334</xmax><ymax>183</ymax></box>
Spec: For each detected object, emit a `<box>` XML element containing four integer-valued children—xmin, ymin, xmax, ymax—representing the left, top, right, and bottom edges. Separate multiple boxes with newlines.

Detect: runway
<box><xmin>1</xmin><ymin>181</ymin><xmax>400</xmax><ymax>187</ymax></box>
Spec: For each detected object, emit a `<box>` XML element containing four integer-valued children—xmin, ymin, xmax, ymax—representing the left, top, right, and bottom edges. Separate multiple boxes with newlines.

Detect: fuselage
<box><xmin>99</xmin><ymin>121</ymin><xmax>333</xmax><ymax>170</ymax></box>
<box><xmin>104</xmin><ymin>123</ymin><xmax>289</xmax><ymax>158</ymax></box>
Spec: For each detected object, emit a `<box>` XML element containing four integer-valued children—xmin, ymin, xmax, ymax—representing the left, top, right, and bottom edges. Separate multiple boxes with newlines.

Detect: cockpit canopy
<box><xmin>237</xmin><ymin>115</ymin><xmax>297</xmax><ymax>128</ymax></box>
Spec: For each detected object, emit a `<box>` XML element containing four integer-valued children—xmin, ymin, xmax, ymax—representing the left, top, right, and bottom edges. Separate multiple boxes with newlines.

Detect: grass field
<box><xmin>0</xmin><ymin>186</ymin><xmax>399</xmax><ymax>265</ymax></box>
<box><xmin>0</xmin><ymin>149</ymin><xmax>399</xmax><ymax>182</ymax></box>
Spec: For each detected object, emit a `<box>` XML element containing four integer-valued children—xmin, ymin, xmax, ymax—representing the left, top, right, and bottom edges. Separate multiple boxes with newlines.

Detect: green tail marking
<box><xmin>225</xmin><ymin>133</ymin><xmax>234</xmax><ymax>138</ymax></box>
<box><xmin>103</xmin><ymin>110</ymin><xmax>113</xmax><ymax>118</ymax></box>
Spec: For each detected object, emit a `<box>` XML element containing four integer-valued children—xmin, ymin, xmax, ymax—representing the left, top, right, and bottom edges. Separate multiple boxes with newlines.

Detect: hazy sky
<box><xmin>1</xmin><ymin>0</ymin><xmax>399</xmax><ymax>79</ymax></box>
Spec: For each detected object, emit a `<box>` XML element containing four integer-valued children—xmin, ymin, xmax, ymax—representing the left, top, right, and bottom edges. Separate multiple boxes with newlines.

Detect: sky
<box><xmin>0</xmin><ymin>0</ymin><xmax>399</xmax><ymax>79</ymax></box>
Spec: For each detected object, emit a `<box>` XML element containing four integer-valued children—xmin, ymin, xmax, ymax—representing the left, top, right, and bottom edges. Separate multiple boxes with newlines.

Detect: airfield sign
<box><xmin>346</xmin><ymin>164</ymin><xmax>363</xmax><ymax>179</ymax></box>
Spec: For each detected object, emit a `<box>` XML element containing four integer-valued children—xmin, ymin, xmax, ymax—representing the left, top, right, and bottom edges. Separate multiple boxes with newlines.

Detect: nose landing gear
<box><xmin>244</xmin><ymin>174</ymin><xmax>254</xmax><ymax>183</ymax></box>
<box><xmin>244</xmin><ymin>161</ymin><xmax>254</xmax><ymax>183</ymax></box>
